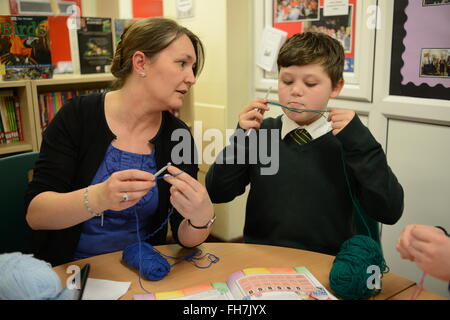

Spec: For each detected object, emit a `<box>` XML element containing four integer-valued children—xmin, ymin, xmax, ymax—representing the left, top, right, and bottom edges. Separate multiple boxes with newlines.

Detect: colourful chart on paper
<box><xmin>228</xmin><ymin>267</ymin><xmax>335</xmax><ymax>300</ymax></box>
<box><xmin>134</xmin><ymin>266</ymin><xmax>336</xmax><ymax>300</ymax></box>
<box><xmin>238</xmin><ymin>273</ymin><xmax>315</xmax><ymax>296</ymax></box>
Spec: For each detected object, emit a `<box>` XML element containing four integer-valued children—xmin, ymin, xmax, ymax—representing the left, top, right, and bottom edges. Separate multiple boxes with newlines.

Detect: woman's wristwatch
<box><xmin>188</xmin><ymin>214</ymin><xmax>216</xmax><ymax>229</ymax></box>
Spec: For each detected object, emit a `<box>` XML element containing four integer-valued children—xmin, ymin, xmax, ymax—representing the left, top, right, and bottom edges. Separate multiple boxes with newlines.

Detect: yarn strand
<box><xmin>122</xmin><ymin>169</ymin><xmax>219</xmax><ymax>293</ymax></box>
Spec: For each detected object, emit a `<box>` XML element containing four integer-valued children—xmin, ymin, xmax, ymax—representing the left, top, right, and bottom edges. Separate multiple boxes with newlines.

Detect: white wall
<box><xmin>374</xmin><ymin>1</ymin><xmax>450</xmax><ymax>299</ymax></box>
<box><xmin>0</xmin><ymin>1</ymin><xmax>10</xmax><ymax>15</ymax></box>
<box><xmin>384</xmin><ymin>120</ymin><xmax>450</xmax><ymax>298</ymax></box>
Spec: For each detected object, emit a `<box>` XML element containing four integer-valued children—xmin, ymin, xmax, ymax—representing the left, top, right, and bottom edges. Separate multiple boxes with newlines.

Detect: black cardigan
<box><xmin>25</xmin><ymin>92</ymin><xmax>198</xmax><ymax>266</ymax></box>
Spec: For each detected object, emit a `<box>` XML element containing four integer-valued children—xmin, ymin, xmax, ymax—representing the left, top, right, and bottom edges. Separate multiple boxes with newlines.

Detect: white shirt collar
<box><xmin>281</xmin><ymin>114</ymin><xmax>332</xmax><ymax>140</ymax></box>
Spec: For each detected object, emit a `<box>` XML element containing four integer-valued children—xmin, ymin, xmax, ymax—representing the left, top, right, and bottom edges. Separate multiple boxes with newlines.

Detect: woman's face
<box><xmin>142</xmin><ymin>34</ymin><xmax>197</xmax><ymax>109</ymax></box>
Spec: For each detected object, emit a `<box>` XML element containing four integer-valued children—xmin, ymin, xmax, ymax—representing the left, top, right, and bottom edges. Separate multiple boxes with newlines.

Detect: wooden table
<box><xmin>53</xmin><ymin>242</ymin><xmax>444</xmax><ymax>300</ymax></box>
<box><xmin>388</xmin><ymin>285</ymin><xmax>447</xmax><ymax>300</ymax></box>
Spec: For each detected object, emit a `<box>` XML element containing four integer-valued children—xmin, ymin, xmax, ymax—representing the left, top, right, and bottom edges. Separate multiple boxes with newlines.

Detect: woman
<box><xmin>25</xmin><ymin>18</ymin><xmax>215</xmax><ymax>266</ymax></box>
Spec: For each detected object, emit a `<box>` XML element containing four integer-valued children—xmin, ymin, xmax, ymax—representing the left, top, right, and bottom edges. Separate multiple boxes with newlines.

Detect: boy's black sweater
<box><xmin>206</xmin><ymin>115</ymin><xmax>404</xmax><ymax>255</ymax></box>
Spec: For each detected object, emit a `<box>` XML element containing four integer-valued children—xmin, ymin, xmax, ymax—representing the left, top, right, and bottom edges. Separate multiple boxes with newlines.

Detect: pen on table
<box><xmin>246</xmin><ymin>87</ymin><xmax>271</xmax><ymax>137</ymax></box>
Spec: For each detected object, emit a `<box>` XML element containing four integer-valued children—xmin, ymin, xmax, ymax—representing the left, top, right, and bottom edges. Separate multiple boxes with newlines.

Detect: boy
<box><xmin>205</xmin><ymin>32</ymin><xmax>404</xmax><ymax>255</ymax></box>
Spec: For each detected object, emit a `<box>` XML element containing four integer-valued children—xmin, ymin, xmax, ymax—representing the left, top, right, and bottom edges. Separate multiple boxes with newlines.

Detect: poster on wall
<box><xmin>390</xmin><ymin>0</ymin><xmax>450</xmax><ymax>100</ymax></box>
<box><xmin>273</xmin><ymin>0</ymin><xmax>356</xmax><ymax>73</ymax></box>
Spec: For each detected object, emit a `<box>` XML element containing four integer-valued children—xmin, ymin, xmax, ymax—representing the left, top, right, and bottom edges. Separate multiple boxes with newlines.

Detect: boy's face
<box><xmin>278</xmin><ymin>63</ymin><xmax>344</xmax><ymax>126</ymax></box>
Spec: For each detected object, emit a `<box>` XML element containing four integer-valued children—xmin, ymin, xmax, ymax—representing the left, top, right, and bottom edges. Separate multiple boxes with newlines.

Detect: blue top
<box><xmin>73</xmin><ymin>144</ymin><xmax>159</xmax><ymax>260</ymax></box>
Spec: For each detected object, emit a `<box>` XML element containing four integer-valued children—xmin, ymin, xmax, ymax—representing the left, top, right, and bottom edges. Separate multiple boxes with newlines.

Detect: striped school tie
<box><xmin>289</xmin><ymin>128</ymin><xmax>312</xmax><ymax>145</ymax></box>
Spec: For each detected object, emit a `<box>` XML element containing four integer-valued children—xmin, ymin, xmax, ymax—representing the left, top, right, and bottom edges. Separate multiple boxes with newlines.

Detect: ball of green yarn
<box><xmin>329</xmin><ymin>235</ymin><xmax>389</xmax><ymax>300</ymax></box>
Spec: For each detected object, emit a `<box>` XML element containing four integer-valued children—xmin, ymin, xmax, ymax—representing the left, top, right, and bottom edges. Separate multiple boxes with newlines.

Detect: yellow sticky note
<box><xmin>0</xmin><ymin>65</ymin><xmax>5</xmax><ymax>75</ymax></box>
<box><xmin>267</xmin><ymin>267</ymin><xmax>296</xmax><ymax>274</ymax></box>
<box><xmin>243</xmin><ymin>268</ymin><xmax>269</xmax><ymax>275</ymax></box>
<box><xmin>155</xmin><ymin>290</ymin><xmax>184</xmax><ymax>300</ymax></box>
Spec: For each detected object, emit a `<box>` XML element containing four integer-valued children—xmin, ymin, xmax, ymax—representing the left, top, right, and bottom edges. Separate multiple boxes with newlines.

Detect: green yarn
<box><xmin>329</xmin><ymin>235</ymin><xmax>389</xmax><ymax>300</ymax></box>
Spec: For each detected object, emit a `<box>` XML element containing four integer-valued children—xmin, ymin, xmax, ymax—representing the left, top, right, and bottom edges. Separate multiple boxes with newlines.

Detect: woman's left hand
<box><xmin>328</xmin><ymin>108</ymin><xmax>355</xmax><ymax>136</ymax></box>
<box><xmin>163</xmin><ymin>165</ymin><xmax>214</xmax><ymax>226</ymax></box>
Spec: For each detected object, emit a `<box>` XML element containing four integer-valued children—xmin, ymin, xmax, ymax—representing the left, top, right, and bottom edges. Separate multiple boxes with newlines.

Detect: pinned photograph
<box><xmin>419</xmin><ymin>48</ymin><xmax>450</xmax><ymax>78</ymax></box>
<box><xmin>302</xmin><ymin>5</ymin><xmax>353</xmax><ymax>53</ymax></box>
<box><xmin>275</xmin><ymin>0</ymin><xmax>320</xmax><ymax>22</ymax></box>
<box><xmin>422</xmin><ymin>0</ymin><xmax>450</xmax><ymax>6</ymax></box>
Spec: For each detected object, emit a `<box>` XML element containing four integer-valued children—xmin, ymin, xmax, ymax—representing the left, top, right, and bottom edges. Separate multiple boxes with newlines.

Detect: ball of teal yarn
<box><xmin>122</xmin><ymin>242</ymin><xmax>170</xmax><ymax>281</ymax></box>
<box><xmin>0</xmin><ymin>252</ymin><xmax>69</xmax><ymax>300</ymax></box>
<box><xmin>329</xmin><ymin>235</ymin><xmax>389</xmax><ymax>300</ymax></box>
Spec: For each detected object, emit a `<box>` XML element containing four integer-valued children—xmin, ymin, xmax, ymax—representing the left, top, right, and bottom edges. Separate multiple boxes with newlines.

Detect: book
<box><xmin>0</xmin><ymin>15</ymin><xmax>53</xmax><ymax>80</ymax></box>
<box><xmin>0</xmin><ymin>94</ymin><xmax>12</xmax><ymax>143</ymax></box>
<box><xmin>0</xmin><ymin>90</ymin><xmax>21</xmax><ymax>144</ymax></box>
<box><xmin>113</xmin><ymin>18</ymin><xmax>139</xmax><ymax>50</ymax></box>
<box><xmin>13</xmin><ymin>95</ymin><xmax>23</xmax><ymax>141</ymax></box>
<box><xmin>134</xmin><ymin>267</ymin><xmax>337</xmax><ymax>300</ymax></box>
<box><xmin>69</xmin><ymin>17</ymin><xmax>113</xmax><ymax>74</ymax></box>
<box><xmin>0</xmin><ymin>102</ymin><xmax>5</xmax><ymax>143</ymax></box>
<box><xmin>6</xmin><ymin>95</ymin><xmax>19</xmax><ymax>142</ymax></box>
<box><xmin>37</xmin><ymin>88</ymin><xmax>106</xmax><ymax>132</ymax></box>
<box><xmin>48</xmin><ymin>15</ymin><xmax>72</xmax><ymax>74</ymax></box>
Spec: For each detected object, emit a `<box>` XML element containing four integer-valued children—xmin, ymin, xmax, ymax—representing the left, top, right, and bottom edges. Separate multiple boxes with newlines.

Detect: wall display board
<box><xmin>274</xmin><ymin>0</ymin><xmax>356</xmax><ymax>72</ymax></box>
<box><xmin>254</xmin><ymin>0</ymin><xmax>378</xmax><ymax>102</ymax></box>
<box><xmin>389</xmin><ymin>0</ymin><xmax>450</xmax><ymax>100</ymax></box>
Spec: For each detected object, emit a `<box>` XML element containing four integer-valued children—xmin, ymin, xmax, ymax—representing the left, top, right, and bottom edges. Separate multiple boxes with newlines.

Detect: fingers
<box><xmin>163</xmin><ymin>166</ymin><xmax>199</xmax><ymax>196</ymax></box>
<box><xmin>110</xmin><ymin>170</ymin><xmax>156</xmax><ymax>195</ymax></box>
<box><xmin>119</xmin><ymin>180</ymin><xmax>155</xmax><ymax>193</ymax></box>
<box><xmin>114</xmin><ymin>169</ymin><xmax>155</xmax><ymax>182</ymax></box>
<box><xmin>239</xmin><ymin>99</ymin><xmax>270</xmax><ymax>130</ymax></box>
<box><xmin>409</xmin><ymin>226</ymin><xmax>447</xmax><ymax>259</ymax></box>
<box><xmin>396</xmin><ymin>225</ymin><xmax>447</xmax><ymax>264</ymax></box>
<box><xmin>328</xmin><ymin>109</ymin><xmax>355</xmax><ymax>135</ymax></box>
<box><xmin>241</xmin><ymin>99</ymin><xmax>270</xmax><ymax>114</ymax></box>
<box><xmin>162</xmin><ymin>165</ymin><xmax>212</xmax><ymax>220</ymax></box>
<box><xmin>410</xmin><ymin>225</ymin><xmax>445</xmax><ymax>242</ymax></box>
<box><xmin>397</xmin><ymin>240</ymin><xmax>415</xmax><ymax>261</ymax></box>
<box><xmin>100</xmin><ymin>169</ymin><xmax>156</xmax><ymax>211</ymax></box>
<box><xmin>396</xmin><ymin>225</ymin><xmax>416</xmax><ymax>261</ymax></box>
<box><xmin>240</xmin><ymin>110</ymin><xmax>265</xmax><ymax>130</ymax></box>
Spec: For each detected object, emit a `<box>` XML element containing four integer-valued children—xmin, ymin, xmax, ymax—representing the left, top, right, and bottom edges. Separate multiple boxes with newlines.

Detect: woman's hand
<box><xmin>396</xmin><ymin>224</ymin><xmax>417</xmax><ymax>261</ymax></box>
<box><xmin>397</xmin><ymin>225</ymin><xmax>450</xmax><ymax>282</ymax></box>
<box><xmin>92</xmin><ymin>169</ymin><xmax>156</xmax><ymax>212</ymax></box>
<box><xmin>163</xmin><ymin>165</ymin><xmax>214</xmax><ymax>226</ymax></box>
<box><xmin>239</xmin><ymin>99</ymin><xmax>270</xmax><ymax>131</ymax></box>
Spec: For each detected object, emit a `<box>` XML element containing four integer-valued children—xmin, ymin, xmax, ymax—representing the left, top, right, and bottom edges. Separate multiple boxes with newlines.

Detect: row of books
<box><xmin>0</xmin><ymin>91</ymin><xmax>23</xmax><ymax>144</ymax></box>
<box><xmin>38</xmin><ymin>88</ymin><xmax>108</xmax><ymax>131</ymax></box>
<box><xmin>0</xmin><ymin>15</ymin><xmax>138</xmax><ymax>81</ymax></box>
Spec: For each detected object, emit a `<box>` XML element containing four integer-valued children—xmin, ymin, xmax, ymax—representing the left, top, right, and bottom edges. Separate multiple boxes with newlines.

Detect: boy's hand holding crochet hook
<box><xmin>239</xmin><ymin>99</ymin><xmax>271</xmax><ymax>131</ymax></box>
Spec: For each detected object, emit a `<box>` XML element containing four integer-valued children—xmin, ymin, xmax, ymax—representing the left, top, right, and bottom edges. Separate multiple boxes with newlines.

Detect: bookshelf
<box><xmin>0</xmin><ymin>80</ymin><xmax>37</xmax><ymax>156</ymax></box>
<box><xmin>0</xmin><ymin>72</ymin><xmax>194</xmax><ymax>157</ymax></box>
<box><xmin>30</xmin><ymin>73</ymin><xmax>115</xmax><ymax>148</ymax></box>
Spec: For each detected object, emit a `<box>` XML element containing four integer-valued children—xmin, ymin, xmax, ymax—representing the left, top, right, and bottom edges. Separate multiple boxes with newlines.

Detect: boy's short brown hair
<box><xmin>277</xmin><ymin>32</ymin><xmax>345</xmax><ymax>88</ymax></box>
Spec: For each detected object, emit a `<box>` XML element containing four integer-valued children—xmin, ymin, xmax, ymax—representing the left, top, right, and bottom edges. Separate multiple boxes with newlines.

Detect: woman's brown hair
<box><xmin>110</xmin><ymin>17</ymin><xmax>205</xmax><ymax>89</ymax></box>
